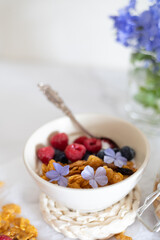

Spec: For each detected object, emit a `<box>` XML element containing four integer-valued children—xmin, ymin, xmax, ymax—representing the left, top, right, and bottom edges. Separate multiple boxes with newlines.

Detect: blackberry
<box><xmin>83</xmin><ymin>151</ymin><xmax>92</xmax><ymax>160</ymax></box>
<box><xmin>117</xmin><ymin>167</ymin><xmax>134</xmax><ymax>176</ymax></box>
<box><xmin>97</xmin><ymin>149</ymin><xmax>105</xmax><ymax>160</ymax></box>
<box><xmin>54</xmin><ymin>149</ymin><xmax>68</xmax><ymax>164</ymax></box>
<box><xmin>120</xmin><ymin>146</ymin><xmax>135</xmax><ymax>161</ymax></box>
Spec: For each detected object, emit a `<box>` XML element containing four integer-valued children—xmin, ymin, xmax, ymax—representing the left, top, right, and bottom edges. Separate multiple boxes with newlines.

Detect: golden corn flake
<box><xmin>69</xmin><ymin>160</ymin><xmax>87</xmax><ymax>169</ymax></box>
<box><xmin>110</xmin><ymin>172</ymin><xmax>123</xmax><ymax>184</ymax></box>
<box><xmin>103</xmin><ymin>166</ymin><xmax>114</xmax><ymax>183</ymax></box>
<box><xmin>0</xmin><ymin>203</ymin><xmax>38</xmax><ymax>239</ymax></box>
<box><xmin>115</xmin><ymin>232</ymin><xmax>132</xmax><ymax>240</ymax></box>
<box><xmin>0</xmin><ymin>182</ymin><xmax>4</xmax><ymax>187</ymax></box>
<box><xmin>86</xmin><ymin>155</ymin><xmax>103</xmax><ymax>169</ymax></box>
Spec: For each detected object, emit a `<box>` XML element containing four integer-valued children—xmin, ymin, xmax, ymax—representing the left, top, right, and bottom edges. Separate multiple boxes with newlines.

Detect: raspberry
<box><xmin>37</xmin><ymin>146</ymin><xmax>55</xmax><ymax>165</ymax></box>
<box><xmin>0</xmin><ymin>236</ymin><xmax>13</xmax><ymax>240</ymax></box>
<box><xmin>74</xmin><ymin>136</ymin><xmax>88</xmax><ymax>145</ymax></box>
<box><xmin>101</xmin><ymin>137</ymin><xmax>118</xmax><ymax>149</ymax></box>
<box><xmin>50</xmin><ymin>133</ymin><xmax>68</xmax><ymax>151</ymax></box>
<box><xmin>65</xmin><ymin>143</ymin><xmax>86</xmax><ymax>162</ymax></box>
<box><xmin>84</xmin><ymin>138</ymin><xmax>102</xmax><ymax>153</ymax></box>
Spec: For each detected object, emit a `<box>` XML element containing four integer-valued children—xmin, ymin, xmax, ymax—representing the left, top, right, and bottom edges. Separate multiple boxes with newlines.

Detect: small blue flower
<box><xmin>104</xmin><ymin>148</ymin><xmax>127</xmax><ymax>168</ymax></box>
<box><xmin>81</xmin><ymin>165</ymin><xmax>108</xmax><ymax>188</ymax></box>
<box><xmin>111</xmin><ymin>0</ymin><xmax>160</xmax><ymax>62</ymax></box>
<box><xmin>46</xmin><ymin>162</ymin><xmax>69</xmax><ymax>187</ymax></box>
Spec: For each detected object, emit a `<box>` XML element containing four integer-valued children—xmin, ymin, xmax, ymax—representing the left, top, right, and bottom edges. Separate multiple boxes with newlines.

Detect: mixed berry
<box><xmin>36</xmin><ymin>132</ymin><xmax>136</xmax><ymax>189</ymax></box>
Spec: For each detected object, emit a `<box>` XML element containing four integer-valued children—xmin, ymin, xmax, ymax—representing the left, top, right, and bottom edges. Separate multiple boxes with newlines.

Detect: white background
<box><xmin>0</xmin><ymin>0</ymin><xmax>148</xmax><ymax>69</ymax></box>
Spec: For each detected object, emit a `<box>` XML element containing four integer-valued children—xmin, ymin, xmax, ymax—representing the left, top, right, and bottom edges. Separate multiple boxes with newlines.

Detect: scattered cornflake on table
<box><xmin>115</xmin><ymin>232</ymin><xmax>132</xmax><ymax>240</ymax></box>
<box><xmin>0</xmin><ymin>203</ymin><xmax>38</xmax><ymax>240</ymax></box>
<box><xmin>0</xmin><ymin>182</ymin><xmax>4</xmax><ymax>187</ymax></box>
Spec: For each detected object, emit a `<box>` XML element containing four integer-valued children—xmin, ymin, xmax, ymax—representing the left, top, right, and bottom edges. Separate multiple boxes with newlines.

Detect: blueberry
<box><xmin>97</xmin><ymin>149</ymin><xmax>105</xmax><ymax>160</ymax></box>
<box><xmin>120</xmin><ymin>146</ymin><xmax>135</xmax><ymax>161</ymax></box>
<box><xmin>54</xmin><ymin>149</ymin><xmax>68</xmax><ymax>164</ymax></box>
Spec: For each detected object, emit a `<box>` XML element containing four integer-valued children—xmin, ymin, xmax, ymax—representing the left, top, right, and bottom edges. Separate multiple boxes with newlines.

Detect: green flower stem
<box><xmin>131</xmin><ymin>52</ymin><xmax>160</xmax><ymax>113</ymax></box>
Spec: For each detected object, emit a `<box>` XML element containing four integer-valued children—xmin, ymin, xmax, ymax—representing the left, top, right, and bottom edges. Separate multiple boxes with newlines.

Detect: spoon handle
<box><xmin>38</xmin><ymin>82</ymin><xmax>94</xmax><ymax>138</ymax></box>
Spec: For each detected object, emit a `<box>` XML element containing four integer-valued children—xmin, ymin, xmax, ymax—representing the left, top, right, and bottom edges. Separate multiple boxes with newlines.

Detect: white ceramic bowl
<box><xmin>24</xmin><ymin>114</ymin><xmax>150</xmax><ymax>212</ymax></box>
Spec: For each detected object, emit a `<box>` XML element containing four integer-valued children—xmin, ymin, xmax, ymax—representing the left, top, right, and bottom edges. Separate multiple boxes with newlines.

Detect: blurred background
<box><xmin>0</xmin><ymin>0</ymin><xmax>132</xmax><ymax>69</ymax></box>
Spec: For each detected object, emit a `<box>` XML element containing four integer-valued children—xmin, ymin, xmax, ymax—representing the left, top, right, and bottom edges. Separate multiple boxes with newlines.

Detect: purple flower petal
<box><xmin>81</xmin><ymin>166</ymin><xmax>94</xmax><ymax>180</ymax></box>
<box><xmin>95</xmin><ymin>167</ymin><xmax>106</xmax><ymax>178</ymax></box>
<box><xmin>114</xmin><ymin>157</ymin><xmax>127</xmax><ymax>168</ymax></box>
<box><xmin>53</xmin><ymin>162</ymin><xmax>69</xmax><ymax>176</ymax></box>
<box><xmin>60</xmin><ymin>165</ymin><xmax>69</xmax><ymax>176</ymax></box>
<box><xmin>104</xmin><ymin>148</ymin><xmax>115</xmax><ymax>158</ymax></box>
<box><xmin>89</xmin><ymin>179</ymin><xmax>98</xmax><ymax>188</ymax></box>
<box><xmin>46</xmin><ymin>170</ymin><xmax>60</xmax><ymax>181</ymax></box>
<box><xmin>115</xmin><ymin>152</ymin><xmax>122</xmax><ymax>157</ymax></box>
<box><xmin>104</xmin><ymin>156</ymin><xmax>114</xmax><ymax>164</ymax></box>
<box><xmin>94</xmin><ymin>167</ymin><xmax>108</xmax><ymax>186</ymax></box>
<box><xmin>118</xmin><ymin>156</ymin><xmax>127</xmax><ymax>163</ymax></box>
<box><xmin>58</xmin><ymin>176</ymin><xmax>68</xmax><ymax>187</ymax></box>
<box><xmin>53</xmin><ymin>162</ymin><xmax>64</xmax><ymax>174</ymax></box>
<box><xmin>95</xmin><ymin>175</ymin><xmax>108</xmax><ymax>186</ymax></box>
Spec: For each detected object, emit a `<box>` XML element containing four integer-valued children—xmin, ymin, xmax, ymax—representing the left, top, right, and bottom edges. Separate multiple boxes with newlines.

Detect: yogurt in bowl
<box><xmin>23</xmin><ymin>114</ymin><xmax>150</xmax><ymax>212</ymax></box>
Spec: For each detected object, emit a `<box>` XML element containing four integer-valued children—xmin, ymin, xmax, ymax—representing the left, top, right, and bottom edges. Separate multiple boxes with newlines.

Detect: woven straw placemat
<box><xmin>40</xmin><ymin>187</ymin><xmax>140</xmax><ymax>240</ymax></box>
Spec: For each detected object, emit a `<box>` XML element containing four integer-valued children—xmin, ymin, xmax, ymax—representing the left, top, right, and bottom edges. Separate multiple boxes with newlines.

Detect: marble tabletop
<box><xmin>0</xmin><ymin>61</ymin><xmax>160</xmax><ymax>240</ymax></box>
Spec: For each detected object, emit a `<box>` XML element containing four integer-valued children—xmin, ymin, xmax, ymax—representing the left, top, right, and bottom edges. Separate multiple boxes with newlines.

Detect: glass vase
<box><xmin>125</xmin><ymin>52</ymin><xmax>160</xmax><ymax>135</ymax></box>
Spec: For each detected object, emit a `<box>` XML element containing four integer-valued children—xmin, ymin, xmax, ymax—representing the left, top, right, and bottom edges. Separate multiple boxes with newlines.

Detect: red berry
<box><xmin>0</xmin><ymin>236</ymin><xmax>13</xmax><ymax>240</ymax></box>
<box><xmin>37</xmin><ymin>146</ymin><xmax>55</xmax><ymax>165</ymax></box>
<box><xmin>74</xmin><ymin>136</ymin><xmax>88</xmax><ymax>145</ymax></box>
<box><xmin>83</xmin><ymin>138</ymin><xmax>102</xmax><ymax>153</ymax></box>
<box><xmin>65</xmin><ymin>143</ymin><xmax>86</xmax><ymax>162</ymax></box>
<box><xmin>50</xmin><ymin>133</ymin><xmax>68</xmax><ymax>151</ymax></box>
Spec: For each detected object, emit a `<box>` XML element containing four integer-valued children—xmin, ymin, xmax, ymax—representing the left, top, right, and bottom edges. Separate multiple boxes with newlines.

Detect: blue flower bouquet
<box><xmin>111</xmin><ymin>0</ymin><xmax>160</xmax><ymax>121</ymax></box>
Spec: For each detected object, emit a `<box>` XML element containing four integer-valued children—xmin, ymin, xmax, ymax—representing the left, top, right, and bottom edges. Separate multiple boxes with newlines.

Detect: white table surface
<box><xmin>0</xmin><ymin>61</ymin><xmax>160</xmax><ymax>240</ymax></box>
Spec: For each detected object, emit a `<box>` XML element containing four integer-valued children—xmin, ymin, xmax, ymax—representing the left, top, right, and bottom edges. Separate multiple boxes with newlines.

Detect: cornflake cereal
<box><xmin>115</xmin><ymin>232</ymin><xmax>132</xmax><ymax>240</ymax></box>
<box><xmin>0</xmin><ymin>182</ymin><xmax>4</xmax><ymax>188</ymax></box>
<box><xmin>0</xmin><ymin>203</ymin><xmax>38</xmax><ymax>240</ymax></box>
<box><xmin>41</xmin><ymin>154</ymin><xmax>137</xmax><ymax>189</ymax></box>
<box><xmin>37</xmin><ymin>133</ymin><xmax>137</xmax><ymax>189</ymax></box>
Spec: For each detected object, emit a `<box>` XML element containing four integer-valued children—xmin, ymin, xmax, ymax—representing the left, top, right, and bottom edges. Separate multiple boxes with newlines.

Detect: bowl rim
<box><xmin>23</xmin><ymin>113</ymin><xmax>150</xmax><ymax>192</ymax></box>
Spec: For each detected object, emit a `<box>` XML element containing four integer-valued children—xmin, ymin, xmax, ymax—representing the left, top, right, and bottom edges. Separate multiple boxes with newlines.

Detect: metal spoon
<box><xmin>38</xmin><ymin>82</ymin><xmax>95</xmax><ymax>138</ymax></box>
<box><xmin>37</xmin><ymin>82</ymin><xmax>118</xmax><ymax>148</ymax></box>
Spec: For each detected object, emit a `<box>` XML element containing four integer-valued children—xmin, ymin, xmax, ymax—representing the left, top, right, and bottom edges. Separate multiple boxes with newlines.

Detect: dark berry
<box><xmin>50</xmin><ymin>133</ymin><xmax>68</xmax><ymax>151</ymax></box>
<box><xmin>117</xmin><ymin>167</ymin><xmax>134</xmax><ymax>176</ymax></box>
<box><xmin>83</xmin><ymin>138</ymin><xmax>102</xmax><ymax>153</ymax></box>
<box><xmin>100</xmin><ymin>137</ymin><xmax>118</xmax><ymax>148</ymax></box>
<box><xmin>120</xmin><ymin>146</ymin><xmax>135</xmax><ymax>161</ymax></box>
<box><xmin>83</xmin><ymin>151</ymin><xmax>92</xmax><ymax>160</ymax></box>
<box><xmin>54</xmin><ymin>149</ymin><xmax>68</xmax><ymax>164</ymax></box>
<box><xmin>113</xmin><ymin>148</ymin><xmax>120</xmax><ymax>153</ymax></box>
<box><xmin>37</xmin><ymin>146</ymin><xmax>55</xmax><ymax>165</ymax></box>
<box><xmin>0</xmin><ymin>236</ymin><xmax>13</xmax><ymax>240</ymax></box>
<box><xmin>74</xmin><ymin>136</ymin><xmax>88</xmax><ymax>145</ymax></box>
<box><xmin>65</xmin><ymin>143</ymin><xmax>86</xmax><ymax>162</ymax></box>
<box><xmin>97</xmin><ymin>149</ymin><xmax>105</xmax><ymax>160</ymax></box>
